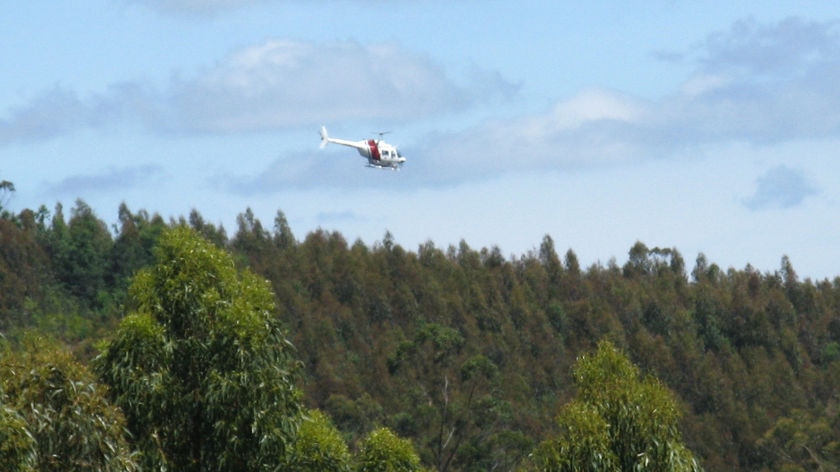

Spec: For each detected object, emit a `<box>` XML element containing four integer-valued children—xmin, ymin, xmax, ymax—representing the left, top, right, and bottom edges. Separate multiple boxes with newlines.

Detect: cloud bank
<box><xmin>1</xmin><ymin>39</ymin><xmax>514</xmax><ymax>143</ymax></box>
<box><xmin>406</xmin><ymin>17</ymin><xmax>840</xmax><ymax>183</ymax></box>
<box><xmin>168</xmin><ymin>40</ymin><xmax>488</xmax><ymax>133</ymax></box>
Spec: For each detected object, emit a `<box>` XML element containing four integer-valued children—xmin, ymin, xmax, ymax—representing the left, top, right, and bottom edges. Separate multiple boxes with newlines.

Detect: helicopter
<box><xmin>319</xmin><ymin>125</ymin><xmax>406</xmax><ymax>170</ymax></box>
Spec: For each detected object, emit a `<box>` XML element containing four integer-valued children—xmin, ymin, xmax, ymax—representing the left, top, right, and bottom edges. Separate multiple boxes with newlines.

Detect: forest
<box><xmin>1</xmin><ymin>195</ymin><xmax>840</xmax><ymax>471</ymax></box>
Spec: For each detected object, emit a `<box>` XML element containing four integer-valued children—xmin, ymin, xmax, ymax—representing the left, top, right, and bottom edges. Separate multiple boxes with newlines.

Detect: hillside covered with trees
<box><xmin>1</xmin><ymin>197</ymin><xmax>840</xmax><ymax>471</ymax></box>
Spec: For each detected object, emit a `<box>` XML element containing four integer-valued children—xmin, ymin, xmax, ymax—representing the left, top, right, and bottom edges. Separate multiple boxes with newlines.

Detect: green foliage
<box><xmin>0</xmin><ymin>216</ymin><xmax>50</xmax><ymax>329</ymax></box>
<box><xmin>0</xmin><ymin>334</ymin><xmax>137</xmax><ymax>471</ymax></box>
<box><xmin>356</xmin><ymin>427</ymin><xmax>423</xmax><ymax>472</ymax></box>
<box><xmin>0</xmin><ymin>401</ymin><xmax>35</xmax><ymax>472</ymax></box>
<box><xmin>109</xmin><ymin>203</ymin><xmax>166</xmax><ymax>292</ymax></box>
<box><xmin>530</xmin><ymin>402</ymin><xmax>618</xmax><ymax>471</ymax></box>
<box><xmin>531</xmin><ymin>341</ymin><xmax>702</xmax><ymax>472</ymax></box>
<box><xmin>51</xmin><ymin>200</ymin><xmax>113</xmax><ymax>306</ymax></box>
<box><xmin>285</xmin><ymin>409</ymin><xmax>353</xmax><ymax>472</ymax></box>
<box><xmin>6</xmin><ymin>201</ymin><xmax>840</xmax><ymax>471</ymax></box>
<box><xmin>756</xmin><ymin>409</ymin><xmax>840</xmax><ymax>471</ymax></box>
<box><xmin>95</xmin><ymin>226</ymin><xmax>303</xmax><ymax>471</ymax></box>
<box><xmin>388</xmin><ymin>321</ymin><xmax>509</xmax><ymax>471</ymax></box>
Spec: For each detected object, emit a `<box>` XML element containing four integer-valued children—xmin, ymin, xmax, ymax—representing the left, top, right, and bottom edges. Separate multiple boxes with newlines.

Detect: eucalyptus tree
<box><xmin>531</xmin><ymin>340</ymin><xmax>702</xmax><ymax>472</ymax></box>
<box><xmin>355</xmin><ymin>427</ymin><xmax>423</xmax><ymax>472</ymax></box>
<box><xmin>284</xmin><ymin>409</ymin><xmax>352</xmax><ymax>472</ymax></box>
<box><xmin>388</xmin><ymin>322</ymin><xmax>504</xmax><ymax>472</ymax></box>
<box><xmin>96</xmin><ymin>226</ymin><xmax>303</xmax><ymax>471</ymax></box>
<box><xmin>0</xmin><ymin>335</ymin><xmax>137</xmax><ymax>472</ymax></box>
<box><xmin>0</xmin><ymin>180</ymin><xmax>14</xmax><ymax>217</ymax></box>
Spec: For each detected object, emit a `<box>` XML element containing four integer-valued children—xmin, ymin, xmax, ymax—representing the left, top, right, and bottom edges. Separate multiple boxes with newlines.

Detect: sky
<box><xmin>2</xmin><ymin>1</ymin><xmax>839</xmax><ymax>280</ymax></box>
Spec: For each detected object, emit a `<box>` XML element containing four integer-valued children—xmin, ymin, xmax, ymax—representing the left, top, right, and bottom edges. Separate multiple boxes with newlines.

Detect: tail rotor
<box><xmin>319</xmin><ymin>125</ymin><xmax>329</xmax><ymax>149</ymax></box>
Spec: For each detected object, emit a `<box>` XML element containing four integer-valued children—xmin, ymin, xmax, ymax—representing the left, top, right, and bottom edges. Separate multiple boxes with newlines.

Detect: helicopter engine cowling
<box><xmin>366</xmin><ymin>139</ymin><xmax>381</xmax><ymax>161</ymax></box>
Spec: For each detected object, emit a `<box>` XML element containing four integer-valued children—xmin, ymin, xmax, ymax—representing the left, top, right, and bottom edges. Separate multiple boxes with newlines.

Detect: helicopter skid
<box><xmin>367</xmin><ymin>164</ymin><xmax>400</xmax><ymax>171</ymax></box>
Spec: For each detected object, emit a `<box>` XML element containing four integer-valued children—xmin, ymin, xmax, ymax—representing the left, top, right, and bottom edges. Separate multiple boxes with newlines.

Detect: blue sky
<box><xmin>2</xmin><ymin>1</ymin><xmax>839</xmax><ymax>280</ymax></box>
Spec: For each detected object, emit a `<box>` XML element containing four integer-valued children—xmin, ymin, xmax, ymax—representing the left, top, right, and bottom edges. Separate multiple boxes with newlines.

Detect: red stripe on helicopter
<box><xmin>367</xmin><ymin>139</ymin><xmax>381</xmax><ymax>161</ymax></box>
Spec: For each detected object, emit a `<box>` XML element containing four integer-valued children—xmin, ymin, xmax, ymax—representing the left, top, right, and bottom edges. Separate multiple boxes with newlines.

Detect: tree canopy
<box><xmin>0</xmin><ymin>334</ymin><xmax>137</xmax><ymax>472</ymax></box>
<box><xmin>530</xmin><ymin>340</ymin><xmax>702</xmax><ymax>471</ymax></box>
<box><xmin>95</xmin><ymin>226</ymin><xmax>303</xmax><ymax>471</ymax></box>
<box><xmin>2</xmin><ymin>202</ymin><xmax>840</xmax><ymax>471</ymax></box>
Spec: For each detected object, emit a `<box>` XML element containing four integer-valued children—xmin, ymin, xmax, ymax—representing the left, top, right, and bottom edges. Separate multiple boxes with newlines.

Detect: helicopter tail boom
<box><xmin>320</xmin><ymin>125</ymin><xmax>367</xmax><ymax>151</ymax></box>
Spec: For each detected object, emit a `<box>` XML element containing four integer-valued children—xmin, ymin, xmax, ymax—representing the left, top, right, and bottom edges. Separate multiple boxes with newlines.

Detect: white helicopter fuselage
<box><xmin>320</xmin><ymin>126</ymin><xmax>406</xmax><ymax>170</ymax></box>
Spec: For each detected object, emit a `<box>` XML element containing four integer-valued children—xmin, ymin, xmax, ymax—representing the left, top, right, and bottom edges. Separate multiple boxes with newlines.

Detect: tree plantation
<box><xmin>2</xmin><ymin>199</ymin><xmax>840</xmax><ymax>471</ymax></box>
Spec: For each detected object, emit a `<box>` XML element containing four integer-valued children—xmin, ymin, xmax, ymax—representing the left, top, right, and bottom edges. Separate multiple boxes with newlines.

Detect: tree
<box><xmin>284</xmin><ymin>409</ymin><xmax>352</xmax><ymax>472</ymax></box>
<box><xmin>355</xmin><ymin>427</ymin><xmax>423</xmax><ymax>472</ymax></box>
<box><xmin>50</xmin><ymin>200</ymin><xmax>113</xmax><ymax>306</ymax></box>
<box><xmin>0</xmin><ymin>334</ymin><xmax>137</xmax><ymax>472</ymax></box>
<box><xmin>756</xmin><ymin>409</ymin><xmax>840</xmax><ymax>471</ymax></box>
<box><xmin>95</xmin><ymin>226</ymin><xmax>303</xmax><ymax>471</ymax></box>
<box><xmin>0</xmin><ymin>179</ymin><xmax>15</xmax><ymax>217</ymax></box>
<box><xmin>273</xmin><ymin>209</ymin><xmax>296</xmax><ymax>249</ymax></box>
<box><xmin>0</xmin><ymin>215</ymin><xmax>51</xmax><ymax>329</ymax></box>
<box><xmin>0</xmin><ymin>392</ymin><xmax>35</xmax><ymax>472</ymax></box>
<box><xmin>109</xmin><ymin>203</ymin><xmax>166</xmax><ymax>292</ymax></box>
<box><xmin>186</xmin><ymin>208</ymin><xmax>228</xmax><ymax>247</ymax></box>
<box><xmin>530</xmin><ymin>340</ymin><xmax>702</xmax><ymax>471</ymax></box>
<box><xmin>530</xmin><ymin>402</ymin><xmax>619</xmax><ymax>471</ymax></box>
<box><xmin>387</xmin><ymin>323</ymin><xmax>506</xmax><ymax>471</ymax></box>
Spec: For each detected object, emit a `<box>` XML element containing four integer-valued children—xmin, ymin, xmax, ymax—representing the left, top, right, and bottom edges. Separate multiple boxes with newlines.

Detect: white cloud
<box><xmin>169</xmin><ymin>40</ymin><xmax>484</xmax><ymax>133</ymax></box>
<box><xmin>393</xmin><ymin>16</ymin><xmax>840</xmax><ymax>184</ymax></box>
<box><xmin>547</xmin><ymin>88</ymin><xmax>645</xmax><ymax>131</ymax></box>
<box><xmin>501</xmin><ymin>88</ymin><xmax>647</xmax><ymax>147</ymax></box>
<box><xmin>398</xmin><ymin>88</ymin><xmax>656</xmax><ymax>185</ymax></box>
<box><xmin>0</xmin><ymin>39</ymin><xmax>513</xmax><ymax>142</ymax></box>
